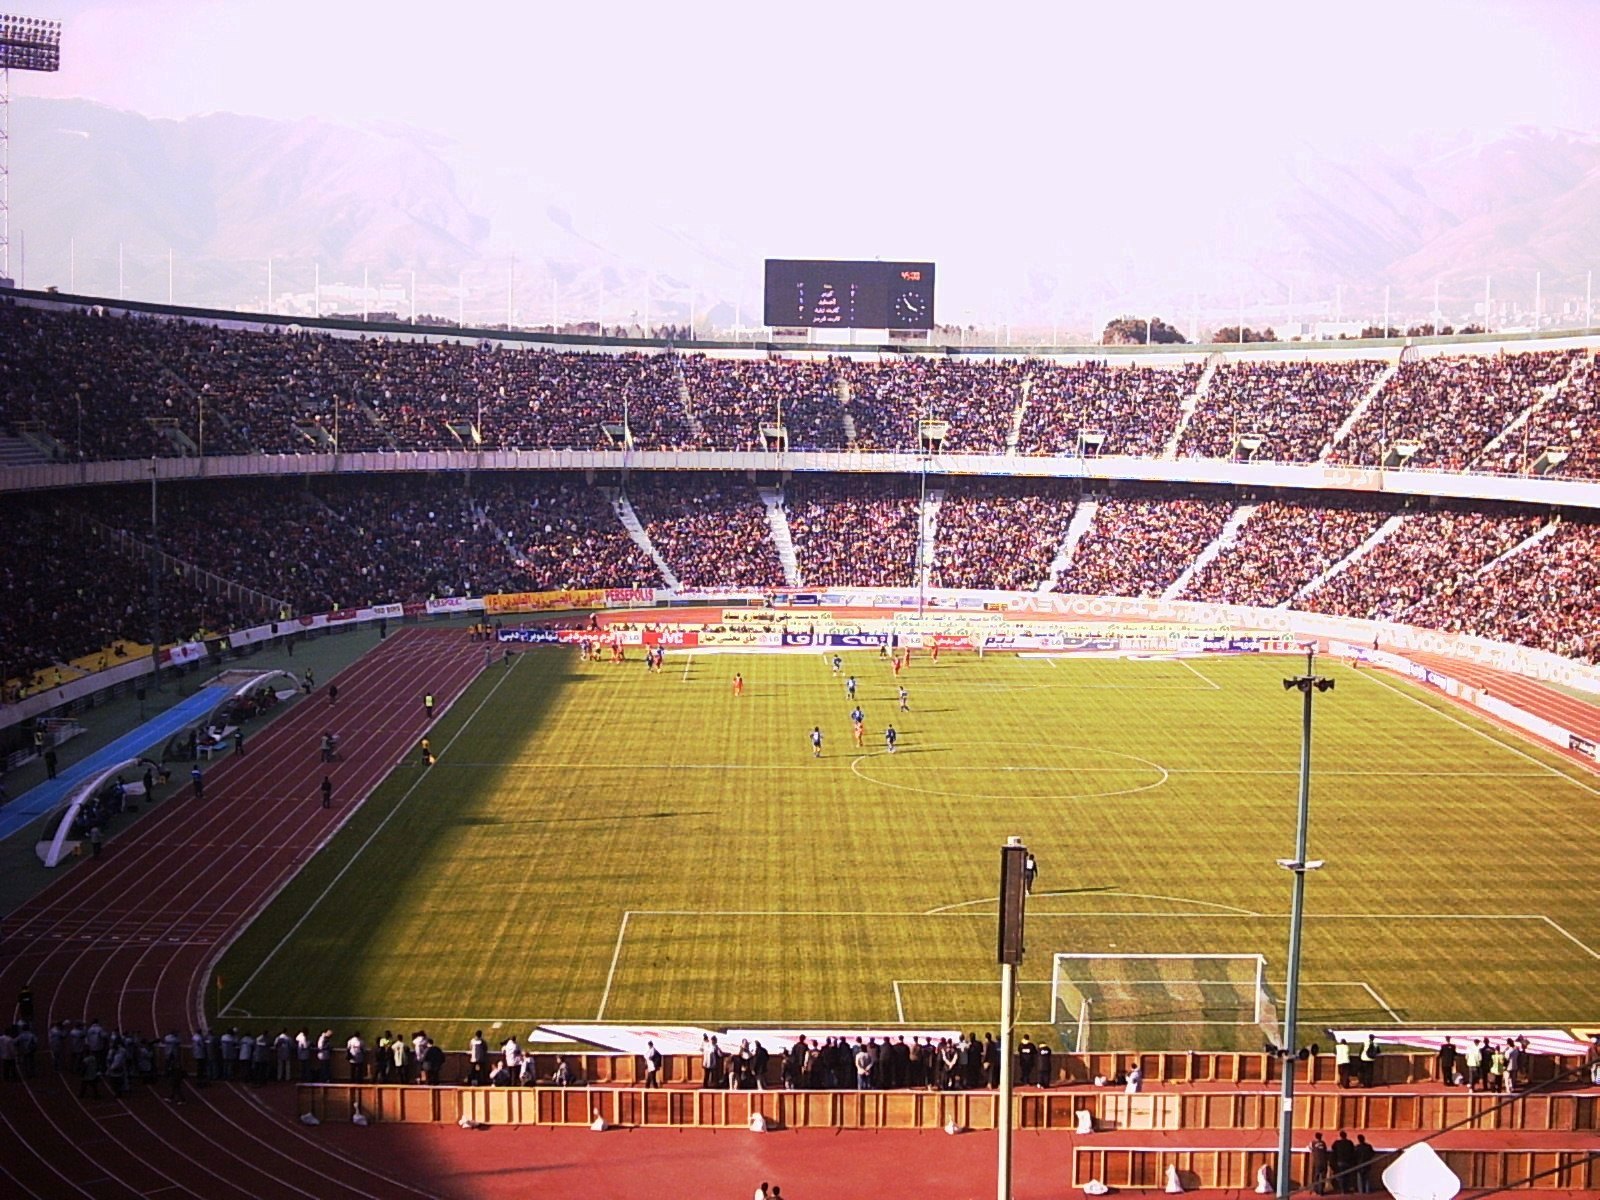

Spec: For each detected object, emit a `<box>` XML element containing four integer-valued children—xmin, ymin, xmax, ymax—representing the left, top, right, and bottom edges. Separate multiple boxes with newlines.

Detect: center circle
<box><xmin>849</xmin><ymin>742</ymin><xmax>1170</xmax><ymax>801</ymax></box>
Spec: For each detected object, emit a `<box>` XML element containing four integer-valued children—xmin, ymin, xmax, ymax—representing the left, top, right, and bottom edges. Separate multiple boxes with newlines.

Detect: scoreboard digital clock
<box><xmin>764</xmin><ymin>259</ymin><xmax>936</xmax><ymax>330</ymax></box>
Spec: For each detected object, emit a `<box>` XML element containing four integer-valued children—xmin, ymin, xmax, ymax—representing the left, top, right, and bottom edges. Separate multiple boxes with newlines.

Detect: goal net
<box><xmin>1049</xmin><ymin>953</ymin><xmax>1282</xmax><ymax>1053</ymax></box>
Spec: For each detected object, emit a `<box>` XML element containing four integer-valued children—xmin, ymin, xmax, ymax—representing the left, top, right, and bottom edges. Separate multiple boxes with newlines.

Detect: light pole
<box><xmin>1275</xmin><ymin>646</ymin><xmax>1333</xmax><ymax>1199</ymax></box>
<box><xmin>149</xmin><ymin>457</ymin><xmax>163</xmax><ymax>692</ymax></box>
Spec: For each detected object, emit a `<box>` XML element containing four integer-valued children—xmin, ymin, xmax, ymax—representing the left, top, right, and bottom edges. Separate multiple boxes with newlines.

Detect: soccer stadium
<box><xmin>4</xmin><ymin>6</ymin><xmax>1600</xmax><ymax>1200</ymax></box>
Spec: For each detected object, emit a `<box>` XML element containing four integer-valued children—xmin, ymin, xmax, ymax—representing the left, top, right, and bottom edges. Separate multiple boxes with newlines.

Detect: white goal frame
<box><xmin>1049</xmin><ymin>952</ymin><xmax>1277</xmax><ymax>1053</ymax></box>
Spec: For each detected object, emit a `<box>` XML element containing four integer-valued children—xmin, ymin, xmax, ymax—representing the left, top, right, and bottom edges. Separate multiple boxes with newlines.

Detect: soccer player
<box><xmin>732</xmin><ymin>672</ymin><xmax>744</xmax><ymax>697</ymax></box>
<box><xmin>809</xmin><ymin>727</ymin><xmax>823</xmax><ymax>758</ymax></box>
<box><xmin>899</xmin><ymin>686</ymin><xmax>909</xmax><ymax>712</ymax></box>
<box><xmin>884</xmin><ymin>725</ymin><xmax>898</xmax><ymax>753</ymax></box>
<box><xmin>846</xmin><ymin>675</ymin><xmax>857</xmax><ymax>700</ymax></box>
<box><xmin>850</xmin><ymin>705</ymin><xmax>865</xmax><ymax>746</ymax></box>
<box><xmin>831</xmin><ymin>655</ymin><xmax>843</xmax><ymax>676</ymax></box>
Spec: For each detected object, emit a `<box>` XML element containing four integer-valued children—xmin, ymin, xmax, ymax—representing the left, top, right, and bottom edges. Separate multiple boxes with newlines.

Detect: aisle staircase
<box><xmin>759</xmin><ymin>487</ymin><xmax>802</xmax><ymax>587</ymax></box>
<box><xmin>1043</xmin><ymin>498</ymin><xmax>1099</xmax><ymax>590</ymax></box>
<box><xmin>673</xmin><ymin>355</ymin><xmax>705</xmax><ymax>444</ymax></box>
<box><xmin>1475</xmin><ymin>352</ymin><xmax>1587</xmax><ymax>470</ymax></box>
<box><xmin>1161</xmin><ymin>351</ymin><xmax>1224</xmax><ymax>459</ymax></box>
<box><xmin>1393</xmin><ymin>519</ymin><xmax>1562</xmax><ymax>622</ymax></box>
<box><xmin>838</xmin><ymin>378</ymin><xmax>858</xmax><ymax>449</ymax></box>
<box><xmin>1005</xmin><ymin>378</ymin><xmax>1031</xmax><ymax>453</ymax></box>
<box><xmin>1327</xmin><ymin>357</ymin><xmax>1401</xmax><ymax>458</ymax></box>
<box><xmin>1293</xmin><ymin>513</ymin><xmax>1405</xmax><ymax>603</ymax></box>
<box><xmin>1164</xmin><ymin>503</ymin><xmax>1259</xmax><ymax>599</ymax></box>
<box><xmin>611</xmin><ymin>490</ymin><xmax>680</xmax><ymax>590</ymax></box>
<box><xmin>918</xmin><ymin>487</ymin><xmax>945</xmax><ymax>591</ymax></box>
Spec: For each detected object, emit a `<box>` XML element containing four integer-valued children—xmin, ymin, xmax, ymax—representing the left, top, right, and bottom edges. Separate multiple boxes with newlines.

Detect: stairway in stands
<box><xmin>1043</xmin><ymin>497</ymin><xmax>1100</xmax><ymax>590</ymax></box>
<box><xmin>1006</xmin><ymin>378</ymin><xmax>1031</xmax><ymax>453</ymax></box>
<box><xmin>1165</xmin><ymin>503</ymin><xmax>1259</xmax><ymax>599</ymax></box>
<box><xmin>918</xmin><ymin>487</ymin><xmax>945</xmax><ymax>592</ymax></box>
<box><xmin>837</xmin><ymin>377</ymin><xmax>859</xmax><ymax>449</ymax></box>
<box><xmin>612</xmin><ymin>489</ymin><xmax>681</xmax><ymax>589</ymax></box>
<box><xmin>673</xmin><ymin>355</ymin><xmax>706</xmax><ymax>444</ymax></box>
<box><xmin>1327</xmin><ymin>355</ymin><xmax>1402</xmax><ymax>457</ymax></box>
<box><xmin>1294</xmin><ymin>514</ymin><xmax>1405</xmax><ymax>603</ymax></box>
<box><xmin>759</xmin><ymin>487</ymin><xmax>802</xmax><ymax>586</ymax></box>
<box><xmin>1161</xmin><ymin>351</ymin><xmax>1225</xmax><ymax>459</ymax></box>
<box><xmin>1393</xmin><ymin>518</ymin><xmax>1562</xmax><ymax>623</ymax></box>
<box><xmin>0</xmin><ymin>432</ymin><xmax>48</xmax><ymax>467</ymax></box>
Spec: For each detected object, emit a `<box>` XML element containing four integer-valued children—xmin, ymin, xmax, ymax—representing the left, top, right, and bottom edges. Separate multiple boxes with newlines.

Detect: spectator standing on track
<box><xmin>165</xmin><ymin>1046</ymin><xmax>189</xmax><ymax>1103</ymax></box>
<box><xmin>644</xmin><ymin>1040</ymin><xmax>662</xmax><ymax>1087</ymax></box>
<box><xmin>88</xmin><ymin>825</ymin><xmax>102</xmax><ymax>857</ymax></box>
<box><xmin>190</xmin><ymin>765</ymin><xmax>204</xmax><ymax>800</ymax></box>
<box><xmin>78</xmin><ymin>1050</ymin><xmax>102</xmax><ymax>1098</ymax></box>
<box><xmin>44</xmin><ymin>748</ymin><xmax>57</xmax><ymax>779</ymax></box>
<box><xmin>316</xmin><ymin>1030</ymin><xmax>333</xmax><ymax>1082</ymax></box>
<box><xmin>328</xmin><ymin>683</ymin><xmax>338</xmax><ymax>706</ymax></box>
<box><xmin>469</xmin><ymin>1031</ymin><xmax>488</xmax><ymax>1085</ymax></box>
<box><xmin>233</xmin><ymin>728</ymin><xmax>245</xmax><ymax>757</ymax></box>
<box><xmin>321</xmin><ymin>776</ymin><xmax>332</xmax><ymax>809</ymax></box>
<box><xmin>424</xmin><ymin>692</ymin><xmax>435</xmax><ymax>719</ymax></box>
<box><xmin>346</xmin><ymin>1032</ymin><xmax>366</xmax><ymax>1083</ymax></box>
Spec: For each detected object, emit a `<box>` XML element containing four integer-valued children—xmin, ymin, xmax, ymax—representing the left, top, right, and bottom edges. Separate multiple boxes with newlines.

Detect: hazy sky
<box><xmin>14</xmin><ymin>0</ymin><xmax>1600</xmax><ymax>319</ymax></box>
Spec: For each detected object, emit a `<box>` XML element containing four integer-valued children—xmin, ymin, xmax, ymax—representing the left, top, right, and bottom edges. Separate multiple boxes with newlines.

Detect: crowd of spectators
<box><xmin>679</xmin><ymin>354</ymin><xmax>848</xmax><ymax>451</ymax></box>
<box><xmin>930</xmin><ymin>479</ymin><xmax>1078</xmax><ymax>590</ymax></box>
<box><xmin>784</xmin><ymin>476</ymin><xmax>921</xmax><ymax>588</ymax></box>
<box><xmin>625</xmin><ymin>475</ymin><xmax>787</xmax><ymax>588</ymax></box>
<box><xmin>1331</xmin><ymin>350</ymin><xmax>1580</xmax><ymax>472</ymax></box>
<box><xmin>90</xmin><ymin>476</ymin><xmax>520</xmax><ymax>614</ymax></box>
<box><xmin>1181</xmin><ymin>498</ymin><xmax>1390</xmax><ymax>607</ymax></box>
<box><xmin>1299</xmin><ymin>506</ymin><xmax>1546</xmax><ymax>622</ymax></box>
<box><xmin>1501</xmin><ymin>356</ymin><xmax>1600</xmax><ymax>479</ymax></box>
<box><xmin>7</xmin><ymin>302</ymin><xmax>1600</xmax><ymax>478</ymax></box>
<box><xmin>844</xmin><ymin>358</ymin><xmax>1027</xmax><ymax>453</ymax></box>
<box><xmin>469</xmin><ymin>476</ymin><xmax>663</xmax><ymax>592</ymax></box>
<box><xmin>1402</xmin><ymin>517</ymin><xmax>1600</xmax><ymax>662</ymax></box>
<box><xmin>1179</xmin><ymin>358</ymin><xmax>1386</xmax><ymax>463</ymax></box>
<box><xmin>1017</xmin><ymin>361</ymin><xmax>1199</xmax><ymax>457</ymax></box>
<box><xmin>1</xmin><ymin>492</ymin><xmax>238</xmax><ymax>698</ymax></box>
<box><xmin>1056</xmin><ymin>493</ymin><xmax>1233</xmax><ymax>598</ymax></box>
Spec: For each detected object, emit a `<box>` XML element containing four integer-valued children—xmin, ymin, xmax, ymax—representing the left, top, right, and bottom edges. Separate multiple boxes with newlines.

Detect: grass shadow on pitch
<box><xmin>451</xmin><ymin>810</ymin><xmax>713</xmax><ymax>827</ymax></box>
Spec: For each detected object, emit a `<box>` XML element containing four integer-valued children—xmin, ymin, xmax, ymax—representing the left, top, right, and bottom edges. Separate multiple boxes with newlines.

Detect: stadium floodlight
<box><xmin>0</xmin><ymin>12</ymin><xmax>63</xmax><ymax>283</ymax></box>
<box><xmin>1275</xmin><ymin>647</ymin><xmax>1336</xmax><ymax>1200</ymax></box>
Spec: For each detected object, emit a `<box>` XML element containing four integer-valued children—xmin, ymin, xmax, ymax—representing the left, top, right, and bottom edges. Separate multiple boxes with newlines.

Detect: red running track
<box><xmin>0</xmin><ymin>626</ymin><xmax>484</xmax><ymax>1200</ymax></box>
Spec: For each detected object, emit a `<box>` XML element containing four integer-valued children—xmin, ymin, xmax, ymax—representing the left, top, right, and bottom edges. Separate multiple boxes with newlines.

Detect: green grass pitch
<box><xmin>212</xmin><ymin>647</ymin><xmax>1600</xmax><ymax>1052</ymax></box>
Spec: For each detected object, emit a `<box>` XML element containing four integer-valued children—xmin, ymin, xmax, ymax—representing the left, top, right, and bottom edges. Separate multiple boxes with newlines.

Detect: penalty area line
<box><xmin>597</xmin><ymin>911</ymin><xmax>633</xmax><ymax>1020</ymax></box>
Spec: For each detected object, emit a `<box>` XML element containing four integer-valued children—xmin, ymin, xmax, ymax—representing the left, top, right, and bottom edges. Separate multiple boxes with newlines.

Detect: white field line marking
<box><xmin>681</xmin><ymin>654</ymin><xmax>694</xmax><ymax>683</ymax></box>
<box><xmin>1353</xmin><ymin>666</ymin><xmax>1600</xmax><ymax>799</ymax></box>
<box><xmin>1361</xmin><ymin>981</ymin><xmax>1403</xmax><ymax>1022</ymax></box>
<box><xmin>596</xmin><ymin>910</ymin><xmax>633</xmax><ymax>1020</ymax></box>
<box><xmin>429</xmin><ymin>760</ymin><xmax>1551</xmax><ymax>780</ymax></box>
<box><xmin>1540</xmin><ymin>915</ymin><xmax>1600</xmax><ymax>961</ymax></box>
<box><xmin>224</xmin><ymin>658</ymin><xmax>523</xmax><ymax>1010</ymax></box>
<box><xmin>926</xmin><ymin>890</ymin><xmax>1264</xmax><ymax>916</ymax></box>
<box><xmin>1176</xmin><ymin>657</ymin><xmax>1222</xmax><ymax>690</ymax></box>
<box><xmin>894</xmin><ymin>980</ymin><xmax>904</xmax><ymax>1023</ymax></box>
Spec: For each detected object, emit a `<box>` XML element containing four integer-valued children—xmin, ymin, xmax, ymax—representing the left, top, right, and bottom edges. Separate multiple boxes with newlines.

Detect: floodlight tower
<box><xmin>1274</xmin><ymin>645</ymin><xmax>1334</xmax><ymax>1200</ymax></box>
<box><xmin>0</xmin><ymin>12</ymin><xmax>62</xmax><ymax>286</ymax></box>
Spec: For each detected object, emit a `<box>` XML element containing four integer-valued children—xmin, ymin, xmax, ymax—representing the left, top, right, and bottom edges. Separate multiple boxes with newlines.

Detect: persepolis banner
<box><xmin>484</xmin><ymin>588</ymin><xmax>608</xmax><ymax>615</ymax></box>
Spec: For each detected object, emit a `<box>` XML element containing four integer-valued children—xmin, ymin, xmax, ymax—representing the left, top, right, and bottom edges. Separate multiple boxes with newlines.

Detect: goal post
<box><xmin>1049</xmin><ymin>952</ymin><xmax>1282</xmax><ymax>1053</ymax></box>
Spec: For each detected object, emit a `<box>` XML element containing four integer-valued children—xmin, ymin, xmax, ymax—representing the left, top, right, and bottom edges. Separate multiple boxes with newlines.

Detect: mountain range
<box><xmin>10</xmin><ymin>97</ymin><xmax>1600</xmax><ymax>335</ymax></box>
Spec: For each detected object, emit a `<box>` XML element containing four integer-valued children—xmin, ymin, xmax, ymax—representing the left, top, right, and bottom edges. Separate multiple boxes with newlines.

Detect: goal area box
<box><xmin>1049</xmin><ymin>952</ymin><xmax>1282</xmax><ymax>1053</ymax></box>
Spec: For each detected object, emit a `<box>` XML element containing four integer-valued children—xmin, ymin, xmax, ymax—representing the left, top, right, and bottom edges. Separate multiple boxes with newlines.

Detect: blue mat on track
<box><xmin>0</xmin><ymin>685</ymin><xmax>232</xmax><ymax>843</ymax></box>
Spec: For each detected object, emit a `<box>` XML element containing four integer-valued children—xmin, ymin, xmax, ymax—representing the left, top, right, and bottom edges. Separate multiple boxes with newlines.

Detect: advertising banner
<box><xmin>698</xmin><ymin>631</ymin><xmax>783</xmax><ymax>648</ymax></box>
<box><xmin>606</xmin><ymin>588</ymin><xmax>655</xmax><ymax>606</ymax></box>
<box><xmin>498</xmin><ymin>628</ymin><xmax>563</xmax><ymax>645</ymax></box>
<box><xmin>485</xmin><ymin>588</ymin><xmax>607</xmax><ymax>615</ymax></box>
<box><xmin>425</xmin><ymin>596</ymin><xmax>480</xmax><ymax>615</ymax></box>
<box><xmin>643</xmin><ymin>628</ymin><xmax>700</xmax><ymax>648</ymax></box>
